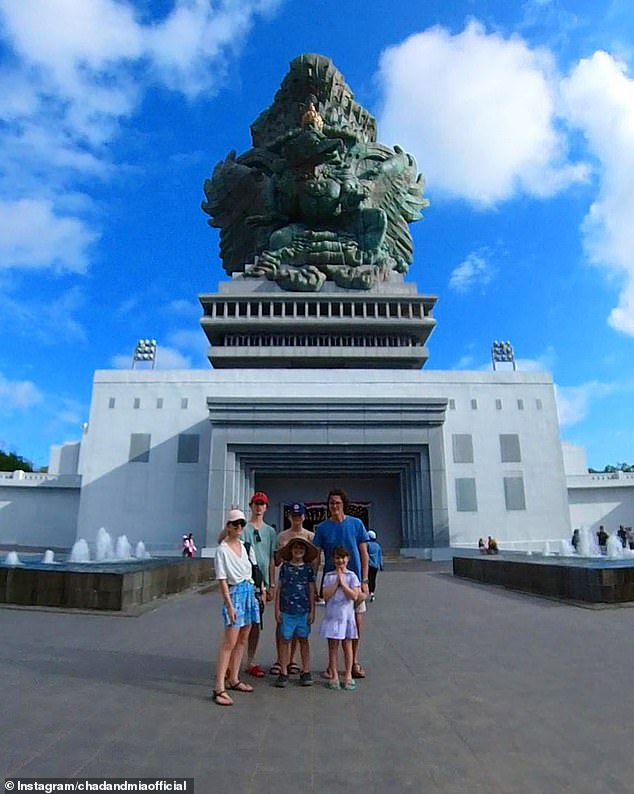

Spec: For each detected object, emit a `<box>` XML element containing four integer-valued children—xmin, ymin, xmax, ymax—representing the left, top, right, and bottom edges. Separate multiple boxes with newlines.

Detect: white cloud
<box><xmin>452</xmin><ymin>354</ymin><xmax>476</xmax><ymax>369</ymax></box>
<box><xmin>0</xmin><ymin>199</ymin><xmax>97</xmax><ymax>272</ymax></box>
<box><xmin>0</xmin><ymin>0</ymin><xmax>281</xmax><ymax>272</ymax></box>
<box><xmin>42</xmin><ymin>397</ymin><xmax>88</xmax><ymax>441</ymax></box>
<box><xmin>514</xmin><ymin>346</ymin><xmax>557</xmax><ymax>373</ymax></box>
<box><xmin>377</xmin><ymin>21</ymin><xmax>588</xmax><ymax>205</ymax></box>
<box><xmin>561</xmin><ymin>50</ymin><xmax>634</xmax><ymax>336</ymax></box>
<box><xmin>0</xmin><ymin>372</ymin><xmax>43</xmax><ymax>411</ymax></box>
<box><xmin>155</xmin><ymin>346</ymin><xmax>192</xmax><ymax>369</ymax></box>
<box><xmin>114</xmin><ymin>296</ymin><xmax>142</xmax><ymax>320</ymax></box>
<box><xmin>167</xmin><ymin>328</ymin><xmax>210</xmax><ymax>367</ymax></box>
<box><xmin>449</xmin><ymin>249</ymin><xmax>496</xmax><ymax>293</ymax></box>
<box><xmin>167</xmin><ymin>299</ymin><xmax>200</xmax><ymax>317</ymax></box>
<box><xmin>0</xmin><ymin>285</ymin><xmax>87</xmax><ymax>342</ymax></box>
<box><xmin>555</xmin><ymin>381</ymin><xmax>616</xmax><ymax>426</ymax></box>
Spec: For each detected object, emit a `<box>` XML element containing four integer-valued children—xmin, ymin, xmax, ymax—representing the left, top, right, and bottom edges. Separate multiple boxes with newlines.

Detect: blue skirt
<box><xmin>222</xmin><ymin>581</ymin><xmax>260</xmax><ymax>628</ymax></box>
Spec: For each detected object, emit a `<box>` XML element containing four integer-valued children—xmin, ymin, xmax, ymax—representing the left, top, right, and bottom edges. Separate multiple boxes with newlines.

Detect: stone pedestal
<box><xmin>200</xmin><ymin>275</ymin><xmax>436</xmax><ymax>369</ymax></box>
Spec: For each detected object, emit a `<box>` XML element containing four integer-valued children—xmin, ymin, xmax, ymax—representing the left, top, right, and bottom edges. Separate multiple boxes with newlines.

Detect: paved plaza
<box><xmin>2</xmin><ymin>559</ymin><xmax>634</xmax><ymax>793</ymax></box>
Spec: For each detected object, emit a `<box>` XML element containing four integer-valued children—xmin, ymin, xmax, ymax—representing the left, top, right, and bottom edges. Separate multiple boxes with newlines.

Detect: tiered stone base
<box><xmin>0</xmin><ymin>558</ymin><xmax>214</xmax><ymax>611</ymax></box>
<box><xmin>453</xmin><ymin>554</ymin><xmax>634</xmax><ymax>603</ymax></box>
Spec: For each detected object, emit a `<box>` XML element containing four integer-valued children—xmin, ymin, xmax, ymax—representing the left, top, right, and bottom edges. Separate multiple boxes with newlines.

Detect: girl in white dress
<box><xmin>319</xmin><ymin>546</ymin><xmax>361</xmax><ymax>691</ymax></box>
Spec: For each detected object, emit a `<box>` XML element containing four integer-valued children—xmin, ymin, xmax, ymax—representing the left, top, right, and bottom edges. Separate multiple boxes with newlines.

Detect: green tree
<box><xmin>588</xmin><ymin>462</ymin><xmax>633</xmax><ymax>473</ymax></box>
<box><xmin>0</xmin><ymin>449</ymin><xmax>34</xmax><ymax>472</ymax></box>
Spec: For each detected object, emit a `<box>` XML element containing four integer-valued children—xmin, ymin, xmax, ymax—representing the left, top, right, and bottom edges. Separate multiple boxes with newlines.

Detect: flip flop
<box><xmin>212</xmin><ymin>689</ymin><xmax>233</xmax><ymax>706</ymax></box>
<box><xmin>327</xmin><ymin>680</ymin><xmax>341</xmax><ymax>690</ymax></box>
<box><xmin>288</xmin><ymin>663</ymin><xmax>301</xmax><ymax>675</ymax></box>
<box><xmin>246</xmin><ymin>665</ymin><xmax>265</xmax><ymax>678</ymax></box>
<box><xmin>352</xmin><ymin>663</ymin><xmax>366</xmax><ymax>679</ymax></box>
<box><xmin>268</xmin><ymin>663</ymin><xmax>282</xmax><ymax>676</ymax></box>
<box><xmin>227</xmin><ymin>680</ymin><xmax>254</xmax><ymax>693</ymax></box>
<box><xmin>343</xmin><ymin>680</ymin><xmax>356</xmax><ymax>691</ymax></box>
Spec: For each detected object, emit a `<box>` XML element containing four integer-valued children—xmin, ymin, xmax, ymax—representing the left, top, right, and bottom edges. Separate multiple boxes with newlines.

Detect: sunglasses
<box><xmin>228</xmin><ymin>520</ymin><xmax>246</xmax><ymax>528</ymax></box>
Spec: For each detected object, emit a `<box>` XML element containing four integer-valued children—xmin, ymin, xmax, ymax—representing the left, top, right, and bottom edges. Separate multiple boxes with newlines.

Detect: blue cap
<box><xmin>290</xmin><ymin>502</ymin><xmax>306</xmax><ymax>515</ymax></box>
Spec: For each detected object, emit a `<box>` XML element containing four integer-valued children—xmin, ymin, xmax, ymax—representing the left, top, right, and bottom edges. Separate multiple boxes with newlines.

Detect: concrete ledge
<box><xmin>453</xmin><ymin>555</ymin><xmax>634</xmax><ymax>603</ymax></box>
<box><xmin>0</xmin><ymin>558</ymin><xmax>214</xmax><ymax>611</ymax></box>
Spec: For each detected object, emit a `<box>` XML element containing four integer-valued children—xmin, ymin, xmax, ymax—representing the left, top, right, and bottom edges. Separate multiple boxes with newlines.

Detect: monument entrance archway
<box><xmin>205</xmin><ymin>394</ymin><xmax>449</xmax><ymax>555</ymax></box>
<box><xmin>259</xmin><ymin>473</ymin><xmax>401</xmax><ymax>550</ymax></box>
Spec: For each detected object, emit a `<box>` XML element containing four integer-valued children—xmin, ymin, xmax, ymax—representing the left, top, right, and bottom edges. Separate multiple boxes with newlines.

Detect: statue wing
<box><xmin>202</xmin><ymin>150</ymin><xmax>272</xmax><ymax>275</ymax></box>
<box><xmin>356</xmin><ymin>144</ymin><xmax>429</xmax><ymax>272</ymax></box>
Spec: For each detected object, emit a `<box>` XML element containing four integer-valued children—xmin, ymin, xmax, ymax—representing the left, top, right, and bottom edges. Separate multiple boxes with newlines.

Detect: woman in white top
<box><xmin>213</xmin><ymin>508</ymin><xmax>261</xmax><ymax>706</ymax></box>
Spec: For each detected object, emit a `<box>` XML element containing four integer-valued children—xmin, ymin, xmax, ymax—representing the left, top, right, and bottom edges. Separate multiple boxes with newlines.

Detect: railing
<box><xmin>0</xmin><ymin>470</ymin><xmax>80</xmax><ymax>487</ymax></box>
<box><xmin>568</xmin><ymin>471</ymin><xmax>634</xmax><ymax>486</ymax></box>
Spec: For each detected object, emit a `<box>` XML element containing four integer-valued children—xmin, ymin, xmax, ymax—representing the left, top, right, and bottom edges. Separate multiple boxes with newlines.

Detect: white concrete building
<box><xmin>4</xmin><ymin>366</ymin><xmax>633</xmax><ymax>557</ymax></box>
<box><xmin>32</xmin><ymin>364</ymin><xmax>571</xmax><ymax>557</ymax></box>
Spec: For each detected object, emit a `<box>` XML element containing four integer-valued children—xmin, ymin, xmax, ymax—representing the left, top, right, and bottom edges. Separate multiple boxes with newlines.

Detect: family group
<box><xmin>211</xmin><ymin>489</ymin><xmax>384</xmax><ymax>707</ymax></box>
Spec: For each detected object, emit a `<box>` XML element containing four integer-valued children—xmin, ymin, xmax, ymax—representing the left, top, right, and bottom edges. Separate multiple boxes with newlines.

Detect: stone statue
<box><xmin>202</xmin><ymin>53</ymin><xmax>429</xmax><ymax>291</ymax></box>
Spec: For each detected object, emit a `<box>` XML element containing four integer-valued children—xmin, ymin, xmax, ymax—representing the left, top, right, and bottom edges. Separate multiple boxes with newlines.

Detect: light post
<box><xmin>132</xmin><ymin>339</ymin><xmax>157</xmax><ymax>369</ymax></box>
<box><xmin>491</xmin><ymin>340</ymin><xmax>516</xmax><ymax>371</ymax></box>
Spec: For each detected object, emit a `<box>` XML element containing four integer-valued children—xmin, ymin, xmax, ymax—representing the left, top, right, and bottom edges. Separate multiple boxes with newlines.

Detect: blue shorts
<box><xmin>280</xmin><ymin>611</ymin><xmax>310</xmax><ymax>640</ymax></box>
<box><xmin>222</xmin><ymin>581</ymin><xmax>260</xmax><ymax>629</ymax></box>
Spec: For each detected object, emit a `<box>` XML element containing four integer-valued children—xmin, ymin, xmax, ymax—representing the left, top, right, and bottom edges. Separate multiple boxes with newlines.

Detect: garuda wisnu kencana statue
<box><xmin>202</xmin><ymin>53</ymin><xmax>428</xmax><ymax>292</ymax></box>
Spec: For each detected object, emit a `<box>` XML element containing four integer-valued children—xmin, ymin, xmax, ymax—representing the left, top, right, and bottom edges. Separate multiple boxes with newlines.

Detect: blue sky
<box><xmin>1</xmin><ymin>0</ymin><xmax>633</xmax><ymax>470</ymax></box>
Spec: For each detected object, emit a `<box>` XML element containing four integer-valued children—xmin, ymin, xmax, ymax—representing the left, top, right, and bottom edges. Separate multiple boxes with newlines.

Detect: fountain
<box><xmin>577</xmin><ymin>527</ymin><xmax>601</xmax><ymax>557</ymax></box>
<box><xmin>69</xmin><ymin>538</ymin><xmax>91</xmax><ymax>562</ymax></box>
<box><xmin>1</xmin><ymin>529</ymin><xmax>211</xmax><ymax>611</ymax></box>
<box><xmin>559</xmin><ymin>539</ymin><xmax>575</xmax><ymax>556</ymax></box>
<box><xmin>96</xmin><ymin>526</ymin><xmax>114</xmax><ymax>561</ymax></box>
<box><xmin>606</xmin><ymin>533</ymin><xmax>623</xmax><ymax>559</ymax></box>
<box><xmin>114</xmin><ymin>534</ymin><xmax>133</xmax><ymax>560</ymax></box>
<box><xmin>70</xmin><ymin>529</ymin><xmax>150</xmax><ymax>563</ymax></box>
<box><xmin>454</xmin><ymin>525</ymin><xmax>634</xmax><ymax>604</ymax></box>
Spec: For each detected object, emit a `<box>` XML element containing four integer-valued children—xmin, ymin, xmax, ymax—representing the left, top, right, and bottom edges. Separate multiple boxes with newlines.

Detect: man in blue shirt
<box><xmin>313</xmin><ymin>488</ymin><xmax>370</xmax><ymax>679</ymax></box>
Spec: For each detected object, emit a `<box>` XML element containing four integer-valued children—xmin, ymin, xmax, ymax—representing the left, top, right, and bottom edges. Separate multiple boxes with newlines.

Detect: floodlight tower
<box><xmin>132</xmin><ymin>339</ymin><xmax>157</xmax><ymax>369</ymax></box>
<box><xmin>491</xmin><ymin>340</ymin><xmax>516</xmax><ymax>371</ymax></box>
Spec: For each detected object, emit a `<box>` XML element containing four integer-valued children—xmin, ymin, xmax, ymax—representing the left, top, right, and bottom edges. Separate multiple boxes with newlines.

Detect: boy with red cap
<box><xmin>243</xmin><ymin>491</ymin><xmax>277</xmax><ymax>678</ymax></box>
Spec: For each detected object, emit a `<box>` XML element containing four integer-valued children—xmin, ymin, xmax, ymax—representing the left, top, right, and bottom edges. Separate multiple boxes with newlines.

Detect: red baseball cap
<box><xmin>250</xmin><ymin>491</ymin><xmax>268</xmax><ymax>505</ymax></box>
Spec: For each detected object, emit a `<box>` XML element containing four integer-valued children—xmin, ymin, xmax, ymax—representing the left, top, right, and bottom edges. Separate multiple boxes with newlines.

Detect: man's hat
<box><xmin>250</xmin><ymin>491</ymin><xmax>268</xmax><ymax>505</ymax></box>
<box><xmin>277</xmin><ymin>537</ymin><xmax>319</xmax><ymax>564</ymax></box>
<box><xmin>290</xmin><ymin>502</ymin><xmax>306</xmax><ymax>515</ymax></box>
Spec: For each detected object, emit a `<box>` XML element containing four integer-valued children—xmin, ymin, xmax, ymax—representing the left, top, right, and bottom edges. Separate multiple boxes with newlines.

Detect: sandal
<box><xmin>343</xmin><ymin>680</ymin><xmax>357</xmax><ymax>691</ymax></box>
<box><xmin>245</xmin><ymin>665</ymin><xmax>265</xmax><ymax>678</ymax></box>
<box><xmin>352</xmin><ymin>663</ymin><xmax>366</xmax><ymax>679</ymax></box>
<box><xmin>268</xmin><ymin>663</ymin><xmax>282</xmax><ymax>676</ymax></box>
<box><xmin>227</xmin><ymin>680</ymin><xmax>254</xmax><ymax>693</ymax></box>
<box><xmin>288</xmin><ymin>663</ymin><xmax>301</xmax><ymax>675</ymax></box>
<box><xmin>327</xmin><ymin>680</ymin><xmax>341</xmax><ymax>690</ymax></box>
<box><xmin>212</xmin><ymin>689</ymin><xmax>233</xmax><ymax>706</ymax></box>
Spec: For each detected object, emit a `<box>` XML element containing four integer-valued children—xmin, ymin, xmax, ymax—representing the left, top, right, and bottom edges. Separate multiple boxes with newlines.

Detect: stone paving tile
<box><xmin>4</xmin><ymin>561</ymin><xmax>634</xmax><ymax>791</ymax></box>
<box><xmin>188</xmin><ymin>766</ymin><xmax>255</xmax><ymax>792</ymax></box>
